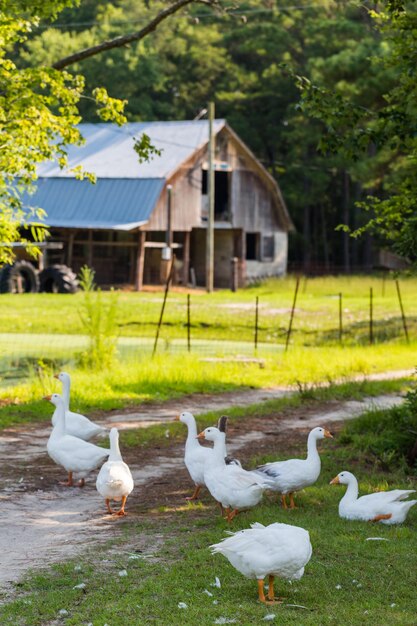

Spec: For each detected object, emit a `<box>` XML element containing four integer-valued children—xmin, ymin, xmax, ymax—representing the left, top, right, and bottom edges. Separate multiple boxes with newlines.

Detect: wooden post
<box><xmin>187</xmin><ymin>293</ymin><xmax>191</xmax><ymax>352</ymax></box>
<box><xmin>395</xmin><ymin>279</ymin><xmax>410</xmax><ymax>343</ymax></box>
<box><xmin>285</xmin><ymin>276</ymin><xmax>300</xmax><ymax>352</ymax></box>
<box><xmin>182</xmin><ymin>230</ymin><xmax>190</xmax><ymax>285</ymax></box>
<box><xmin>67</xmin><ymin>231</ymin><xmax>75</xmax><ymax>267</ymax></box>
<box><xmin>369</xmin><ymin>287</ymin><xmax>374</xmax><ymax>345</ymax></box>
<box><xmin>339</xmin><ymin>292</ymin><xmax>343</xmax><ymax>344</ymax></box>
<box><xmin>87</xmin><ymin>229</ymin><xmax>93</xmax><ymax>268</ymax></box>
<box><xmin>166</xmin><ymin>184</ymin><xmax>173</xmax><ymax>248</ymax></box>
<box><xmin>230</xmin><ymin>257</ymin><xmax>238</xmax><ymax>292</ymax></box>
<box><xmin>206</xmin><ymin>101</ymin><xmax>215</xmax><ymax>292</ymax></box>
<box><xmin>254</xmin><ymin>296</ymin><xmax>259</xmax><ymax>353</ymax></box>
<box><xmin>135</xmin><ymin>230</ymin><xmax>146</xmax><ymax>291</ymax></box>
<box><xmin>153</xmin><ymin>255</ymin><xmax>175</xmax><ymax>357</ymax></box>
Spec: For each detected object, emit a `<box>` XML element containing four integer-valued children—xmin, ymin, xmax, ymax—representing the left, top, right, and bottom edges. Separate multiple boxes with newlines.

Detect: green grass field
<box><xmin>0</xmin><ymin>275</ymin><xmax>416</xmax><ymax>346</ymax></box>
<box><xmin>0</xmin><ymin>274</ymin><xmax>416</xmax><ymax>427</ymax></box>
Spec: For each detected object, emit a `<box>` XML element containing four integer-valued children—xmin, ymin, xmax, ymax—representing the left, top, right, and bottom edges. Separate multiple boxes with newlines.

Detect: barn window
<box><xmin>262</xmin><ymin>235</ymin><xmax>275</xmax><ymax>260</ymax></box>
<box><xmin>201</xmin><ymin>169</ymin><xmax>230</xmax><ymax>221</ymax></box>
<box><xmin>246</xmin><ymin>233</ymin><xmax>260</xmax><ymax>260</ymax></box>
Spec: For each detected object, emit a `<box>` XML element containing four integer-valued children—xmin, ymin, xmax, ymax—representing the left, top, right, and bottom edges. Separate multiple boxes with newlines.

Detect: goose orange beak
<box><xmin>324</xmin><ymin>429</ymin><xmax>334</xmax><ymax>438</ymax></box>
<box><xmin>43</xmin><ymin>395</ymin><xmax>52</xmax><ymax>401</ymax></box>
<box><xmin>330</xmin><ymin>475</ymin><xmax>340</xmax><ymax>485</ymax></box>
<box><xmin>174</xmin><ymin>415</ymin><xmax>180</xmax><ymax>421</ymax></box>
<box><xmin>53</xmin><ymin>374</ymin><xmax>59</xmax><ymax>380</ymax></box>
<box><xmin>197</xmin><ymin>431</ymin><xmax>205</xmax><ymax>440</ymax></box>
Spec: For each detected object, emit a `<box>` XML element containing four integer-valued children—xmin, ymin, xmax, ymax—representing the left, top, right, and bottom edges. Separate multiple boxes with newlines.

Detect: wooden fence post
<box><xmin>187</xmin><ymin>293</ymin><xmax>191</xmax><ymax>352</ymax></box>
<box><xmin>395</xmin><ymin>279</ymin><xmax>410</xmax><ymax>343</ymax></box>
<box><xmin>254</xmin><ymin>296</ymin><xmax>259</xmax><ymax>353</ymax></box>
<box><xmin>152</xmin><ymin>255</ymin><xmax>175</xmax><ymax>357</ymax></box>
<box><xmin>369</xmin><ymin>287</ymin><xmax>374</xmax><ymax>345</ymax></box>
<box><xmin>339</xmin><ymin>292</ymin><xmax>343</xmax><ymax>344</ymax></box>
<box><xmin>285</xmin><ymin>277</ymin><xmax>300</xmax><ymax>352</ymax></box>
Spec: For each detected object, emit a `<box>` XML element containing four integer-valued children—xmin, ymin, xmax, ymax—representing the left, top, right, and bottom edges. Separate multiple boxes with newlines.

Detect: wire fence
<box><xmin>0</xmin><ymin>277</ymin><xmax>415</xmax><ymax>386</ymax></box>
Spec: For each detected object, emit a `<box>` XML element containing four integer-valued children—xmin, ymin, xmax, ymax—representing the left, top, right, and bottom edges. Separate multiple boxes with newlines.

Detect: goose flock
<box><xmin>42</xmin><ymin>374</ymin><xmax>416</xmax><ymax>604</ymax></box>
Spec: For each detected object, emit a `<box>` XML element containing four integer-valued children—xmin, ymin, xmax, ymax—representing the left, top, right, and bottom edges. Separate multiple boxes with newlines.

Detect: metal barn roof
<box><xmin>29</xmin><ymin>178</ymin><xmax>164</xmax><ymax>230</ymax></box>
<box><xmin>37</xmin><ymin>120</ymin><xmax>226</xmax><ymax>179</ymax></box>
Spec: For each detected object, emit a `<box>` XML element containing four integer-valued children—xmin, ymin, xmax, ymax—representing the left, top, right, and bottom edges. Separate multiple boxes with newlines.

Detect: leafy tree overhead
<box><xmin>0</xmin><ymin>0</ymin><xmax>127</xmax><ymax>264</ymax></box>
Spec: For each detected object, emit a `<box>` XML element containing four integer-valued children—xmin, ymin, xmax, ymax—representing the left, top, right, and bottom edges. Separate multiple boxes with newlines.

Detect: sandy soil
<box><xmin>0</xmin><ymin>386</ymin><xmax>406</xmax><ymax>594</ymax></box>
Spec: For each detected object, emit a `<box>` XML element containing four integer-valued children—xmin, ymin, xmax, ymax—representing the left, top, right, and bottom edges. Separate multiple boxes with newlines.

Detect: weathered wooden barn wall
<box><xmin>145</xmin><ymin>149</ymin><xmax>205</xmax><ymax>232</ymax></box>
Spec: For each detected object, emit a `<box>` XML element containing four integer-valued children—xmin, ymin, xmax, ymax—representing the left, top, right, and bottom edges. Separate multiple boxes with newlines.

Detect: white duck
<box><xmin>255</xmin><ymin>426</ymin><xmax>333</xmax><ymax>509</ymax></box>
<box><xmin>330</xmin><ymin>471</ymin><xmax>417</xmax><ymax>524</ymax></box>
<box><xmin>198</xmin><ymin>426</ymin><xmax>273</xmax><ymax>522</ymax></box>
<box><xmin>46</xmin><ymin>393</ymin><xmax>109</xmax><ymax>487</ymax></box>
<box><xmin>96</xmin><ymin>427</ymin><xmax>134</xmax><ymax>516</ymax></box>
<box><xmin>175</xmin><ymin>413</ymin><xmax>240</xmax><ymax>501</ymax></box>
<box><xmin>54</xmin><ymin>371</ymin><xmax>105</xmax><ymax>440</ymax></box>
<box><xmin>210</xmin><ymin>522</ymin><xmax>312</xmax><ymax>603</ymax></box>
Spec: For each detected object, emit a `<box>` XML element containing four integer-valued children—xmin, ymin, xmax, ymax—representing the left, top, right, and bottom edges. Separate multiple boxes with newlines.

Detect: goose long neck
<box><xmin>61</xmin><ymin>378</ymin><xmax>70</xmax><ymax>411</ymax></box>
<box><xmin>211</xmin><ymin>434</ymin><xmax>227</xmax><ymax>466</ymax></box>
<box><xmin>306</xmin><ymin>432</ymin><xmax>320</xmax><ymax>463</ymax></box>
<box><xmin>184</xmin><ymin>418</ymin><xmax>198</xmax><ymax>451</ymax></box>
<box><xmin>109</xmin><ymin>432</ymin><xmax>122</xmax><ymax>462</ymax></box>
<box><xmin>341</xmin><ymin>476</ymin><xmax>359</xmax><ymax>503</ymax></box>
<box><xmin>52</xmin><ymin>400</ymin><xmax>66</xmax><ymax>436</ymax></box>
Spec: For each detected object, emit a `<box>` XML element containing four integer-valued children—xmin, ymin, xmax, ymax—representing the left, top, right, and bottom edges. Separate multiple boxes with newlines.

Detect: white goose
<box><xmin>331</xmin><ymin>471</ymin><xmax>417</xmax><ymax>524</ymax></box>
<box><xmin>96</xmin><ymin>428</ymin><xmax>134</xmax><ymax>516</ymax></box>
<box><xmin>198</xmin><ymin>426</ymin><xmax>272</xmax><ymax>522</ymax></box>
<box><xmin>175</xmin><ymin>413</ymin><xmax>240</xmax><ymax>501</ymax></box>
<box><xmin>210</xmin><ymin>522</ymin><xmax>312</xmax><ymax>603</ymax></box>
<box><xmin>54</xmin><ymin>371</ymin><xmax>105</xmax><ymax>440</ymax></box>
<box><xmin>46</xmin><ymin>393</ymin><xmax>109</xmax><ymax>487</ymax></box>
<box><xmin>255</xmin><ymin>426</ymin><xmax>333</xmax><ymax>508</ymax></box>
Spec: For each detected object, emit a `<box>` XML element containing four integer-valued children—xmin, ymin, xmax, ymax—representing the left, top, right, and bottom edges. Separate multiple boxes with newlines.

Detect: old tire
<box><xmin>0</xmin><ymin>261</ymin><xmax>39</xmax><ymax>294</ymax></box>
<box><xmin>39</xmin><ymin>264</ymin><xmax>79</xmax><ymax>294</ymax></box>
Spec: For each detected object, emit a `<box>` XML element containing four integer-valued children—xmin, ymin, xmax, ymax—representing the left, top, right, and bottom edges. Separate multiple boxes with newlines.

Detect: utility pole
<box><xmin>206</xmin><ymin>101</ymin><xmax>215</xmax><ymax>292</ymax></box>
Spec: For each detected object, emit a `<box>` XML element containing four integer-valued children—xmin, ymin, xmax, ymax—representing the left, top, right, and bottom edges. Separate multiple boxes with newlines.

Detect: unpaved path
<box><xmin>0</xmin><ymin>379</ymin><xmax>409</xmax><ymax>593</ymax></box>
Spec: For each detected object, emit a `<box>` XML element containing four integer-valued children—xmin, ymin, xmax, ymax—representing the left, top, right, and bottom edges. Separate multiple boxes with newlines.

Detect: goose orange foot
<box><xmin>185</xmin><ymin>485</ymin><xmax>202</xmax><ymax>501</ymax></box>
<box><xmin>116</xmin><ymin>496</ymin><xmax>128</xmax><ymax>516</ymax></box>
<box><xmin>371</xmin><ymin>513</ymin><xmax>392</xmax><ymax>522</ymax></box>
<box><xmin>60</xmin><ymin>471</ymin><xmax>74</xmax><ymax>487</ymax></box>
<box><xmin>264</xmin><ymin>575</ymin><xmax>284</xmax><ymax>604</ymax></box>
<box><xmin>289</xmin><ymin>492</ymin><xmax>297</xmax><ymax>509</ymax></box>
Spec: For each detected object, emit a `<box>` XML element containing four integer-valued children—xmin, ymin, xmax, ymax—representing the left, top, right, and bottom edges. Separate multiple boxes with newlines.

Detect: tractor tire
<box><xmin>0</xmin><ymin>261</ymin><xmax>39</xmax><ymax>294</ymax></box>
<box><xmin>39</xmin><ymin>264</ymin><xmax>79</xmax><ymax>294</ymax></box>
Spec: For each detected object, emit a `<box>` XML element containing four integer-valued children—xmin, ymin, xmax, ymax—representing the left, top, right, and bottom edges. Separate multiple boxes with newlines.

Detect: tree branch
<box><xmin>52</xmin><ymin>0</ymin><xmax>215</xmax><ymax>70</ymax></box>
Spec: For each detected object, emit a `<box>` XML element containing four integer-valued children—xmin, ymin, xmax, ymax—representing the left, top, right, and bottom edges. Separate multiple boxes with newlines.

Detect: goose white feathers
<box><xmin>255</xmin><ymin>426</ymin><xmax>333</xmax><ymax>508</ymax></box>
<box><xmin>210</xmin><ymin>522</ymin><xmax>312</xmax><ymax>603</ymax></box>
<box><xmin>96</xmin><ymin>427</ymin><xmax>134</xmax><ymax>516</ymax></box>
<box><xmin>331</xmin><ymin>471</ymin><xmax>417</xmax><ymax>524</ymax></box>
<box><xmin>46</xmin><ymin>393</ymin><xmax>109</xmax><ymax>487</ymax></box>
<box><xmin>198</xmin><ymin>426</ymin><xmax>272</xmax><ymax>522</ymax></box>
<box><xmin>54</xmin><ymin>371</ymin><xmax>105</xmax><ymax>440</ymax></box>
<box><xmin>176</xmin><ymin>413</ymin><xmax>240</xmax><ymax>501</ymax></box>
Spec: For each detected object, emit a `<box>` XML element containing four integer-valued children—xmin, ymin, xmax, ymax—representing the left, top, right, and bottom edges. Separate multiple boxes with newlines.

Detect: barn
<box><xmin>30</xmin><ymin>120</ymin><xmax>293</xmax><ymax>290</ymax></box>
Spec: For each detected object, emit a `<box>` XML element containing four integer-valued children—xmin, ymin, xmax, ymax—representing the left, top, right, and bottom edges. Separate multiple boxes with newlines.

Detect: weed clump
<box><xmin>77</xmin><ymin>265</ymin><xmax>119</xmax><ymax>370</ymax></box>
